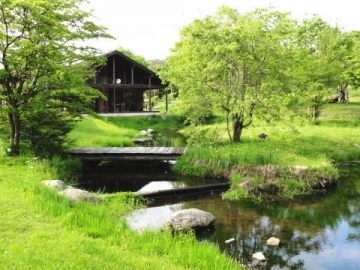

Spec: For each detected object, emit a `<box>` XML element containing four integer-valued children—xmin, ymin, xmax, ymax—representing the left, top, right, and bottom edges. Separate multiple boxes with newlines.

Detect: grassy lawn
<box><xmin>66</xmin><ymin>116</ymin><xmax>136</xmax><ymax>147</ymax></box>
<box><xmin>321</xmin><ymin>88</ymin><xmax>360</xmax><ymax>119</ymax></box>
<box><xmin>67</xmin><ymin>114</ymin><xmax>184</xmax><ymax>147</ymax></box>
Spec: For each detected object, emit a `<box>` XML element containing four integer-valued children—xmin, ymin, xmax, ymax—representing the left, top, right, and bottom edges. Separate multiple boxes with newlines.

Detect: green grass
<box><xmin>177</xmin><ymin>123</ymin><xmax>360</xmax><ymax>169</ymax></box>
<box><xmin>106</xmin><ymin>113</ymin><xmax>184</xmax><ymax>133</ymax></box>
<box><xmin>177</xmin><ymin>89</ymin><xmax>360</xmax><ymax>169</ymax></box>
<box><xmin>67</xmin><ymin>114</ymin><xmax>185</xmax><ymax>148</ymax></box>
<box><xmin>321</xmin><ymin>88</ymin><xmax>360</xmax><ymax>119</ymax></box>
<box><xmin>67</xmin><ymin>116</ymin><xmax>136</xmax><ymax>147</ymax></box>
<box><xmin>0</xmin><ymin>155</ymin><xmax>241</xmax><ymax>269</ymax></box>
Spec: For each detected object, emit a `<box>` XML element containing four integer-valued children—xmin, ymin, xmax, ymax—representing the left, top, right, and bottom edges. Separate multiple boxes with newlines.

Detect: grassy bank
<box><xmin>173</xmin><ymin>90</ymin><xmax>360</xmax><ymax>199</ymax></box>
<box><xmin>65</xmin><ymin>95</ymin><xmax>360</xmax><ymax>200</ymax></box>
<box><xmin>175</xmin><ymin>123</ymin><xmax>360</xmax><ymax>198</ymax></box>
<box><xmin>0</xmin><ymin>153</ymin><xmax>241</xmax><ymax>269</ymax></box>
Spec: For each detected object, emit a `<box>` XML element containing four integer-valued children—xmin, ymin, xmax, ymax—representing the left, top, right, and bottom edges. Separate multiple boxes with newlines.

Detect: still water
<box><xmin>79</xmin><ymin>164</ymin><xmax>360</xmax><ymax>270</ymax></box>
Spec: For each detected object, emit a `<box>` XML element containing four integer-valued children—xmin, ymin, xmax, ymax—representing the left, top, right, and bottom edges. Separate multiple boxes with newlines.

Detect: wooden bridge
<box><xmin>66</xmin><ymin>147</ymin><xmax>186</xmax><ymax>162</ymax></box>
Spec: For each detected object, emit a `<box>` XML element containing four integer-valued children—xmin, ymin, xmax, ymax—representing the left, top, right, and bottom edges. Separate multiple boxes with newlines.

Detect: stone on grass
<box><xmin>252</xmin><ymin>252</ymin><xmax>266</xmax><ymax>261</ymax></box>
<box><xmin>42</xmin><ymin>180</ymin><xmax>69</xmax><ymax>191</ymax></box>
<box><xmin>266</xmin><ymin>237</ymin><xmax>280</xmax><ymax>246</ymax></box>
<box><xmin>162</xmin><ymin>208</ymin><xmax>215</xmax><ymax>231</ymax></box>
<box><xmin>58</xmin><ymin>188</ymin><xmax>98</xmax><ymax>204</ymax></box>
<box><xmin>238</xmin><ymin>180</ymin><xmax>254</xmax><ymax>192</ymax></box>
<box><xmin>146</xmin><ymin>128</ymin><xmax>155</xmax><ymax>135</ymax></box>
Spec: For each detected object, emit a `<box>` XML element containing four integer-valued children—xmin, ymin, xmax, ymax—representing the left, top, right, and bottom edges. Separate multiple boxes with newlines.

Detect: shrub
<box><xmin>22</xmin><ymin>108</ymin><xmax>76</xmax><ymax>158</ymax></box>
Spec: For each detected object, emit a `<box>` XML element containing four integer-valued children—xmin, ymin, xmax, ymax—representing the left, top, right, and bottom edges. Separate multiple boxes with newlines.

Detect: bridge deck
<box><xmin>66</xmin><ymin>147</ymin><xmax>186</xmax><ymax>161</ymax></box>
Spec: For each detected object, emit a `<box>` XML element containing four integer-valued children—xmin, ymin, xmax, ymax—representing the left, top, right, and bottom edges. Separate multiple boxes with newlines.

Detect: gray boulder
<box><xmin>58</xmin><ymin>188</ymin><xmax>98</xmax><ymax>204</ymax></box>
<box><xmin>162</xmin><ymin>208</ymin><xmax>215</xmax><ymax>231</ymax></box>
<box><xmin>42</xmin><ymin>180</ymin><xmax>69</xmax><ymax>191</ymax></box>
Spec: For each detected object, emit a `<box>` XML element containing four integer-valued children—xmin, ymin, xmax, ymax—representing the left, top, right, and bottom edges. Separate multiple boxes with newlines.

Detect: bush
<box><xmin>22</xmin><ymin>108</ymin><xmax>76</xmax><ymax>158</ymax></box>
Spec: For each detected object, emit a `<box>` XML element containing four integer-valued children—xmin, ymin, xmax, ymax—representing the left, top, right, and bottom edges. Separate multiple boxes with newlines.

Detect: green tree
<box><xmin>293</xmin><ymin>16</ymin><xmax>341</xmax><ymax>119</ymax></box>
<box><xmin>294</xmin><ymin>17</ymin><xmax>360</xmax><ymax>120</ymax></box>
<box><xmin>328</xmin><ymin>30</ymin><xmax>360</xmax><ymax>104</ymax></box>
<box><xmin>162</xmin><ymin>7</ymin><xmax>300</xmax><ymax>142</ymax></box>
<box><xmin>0</xmin><ymin>0</ymin><xmax>111</xmax><ymax>155</ymax></box>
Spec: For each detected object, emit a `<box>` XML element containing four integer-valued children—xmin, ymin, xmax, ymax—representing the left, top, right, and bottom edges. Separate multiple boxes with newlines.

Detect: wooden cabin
<box><xmin>88</xmin><ymin>50</ymin><xmax>165</xmax><ymax>113</ymax></box>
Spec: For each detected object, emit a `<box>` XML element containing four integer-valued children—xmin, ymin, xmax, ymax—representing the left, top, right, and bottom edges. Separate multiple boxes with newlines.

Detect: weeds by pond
<box><xmin>0</xmin><ymin>154</ymin><xmax>241</xmax><ymax>269</ymax></box>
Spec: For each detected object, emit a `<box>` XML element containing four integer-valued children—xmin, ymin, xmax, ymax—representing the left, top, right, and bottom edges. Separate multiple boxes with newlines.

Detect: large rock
<box><xmin>42</xmin><ymin>180</ymin><xmax>69</xmax><ymax>191</ymax></box>
<box><xmin>162</xmin><ymin>208</ymin><xmax>215</xmax><ymax>231</ymax></box>
<box><xmin>58</xmin><ymin>188</ymin><xmax>98</xmax><ymax>204</ymax></box>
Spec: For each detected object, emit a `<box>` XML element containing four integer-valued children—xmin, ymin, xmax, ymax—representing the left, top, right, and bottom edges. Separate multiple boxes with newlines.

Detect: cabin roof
<box><xmin>103</xmin><ymin>50</ymin><xmax>158</xmax><ymax>77</ymax></box>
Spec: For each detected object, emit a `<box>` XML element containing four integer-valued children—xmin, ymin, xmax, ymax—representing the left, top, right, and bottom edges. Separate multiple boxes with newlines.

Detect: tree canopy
<box><xmin>0</xmin><ymin>0</ymin><xmax>112</xmax><ymax>155</ymax></box>
<box><xmin>161</xmin><ymin>6</ymin><xmax>360</xmax><ymax>142</ymax></box>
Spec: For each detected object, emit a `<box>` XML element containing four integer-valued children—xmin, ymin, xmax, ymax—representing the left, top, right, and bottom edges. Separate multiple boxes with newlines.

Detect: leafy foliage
<box><xmin>161</xmin><ymin>6</ymin><xmax>360</xmax><ymax>142</ymax></box>
<box><xmin>21</xmin><ymin>108</ymin><xmax>76</xmax><ymax>157</ymax></box>
<box><xmin>0</xmin><ymin>0</ymin><xmax>112</xmax><ymax>155</ymax></box>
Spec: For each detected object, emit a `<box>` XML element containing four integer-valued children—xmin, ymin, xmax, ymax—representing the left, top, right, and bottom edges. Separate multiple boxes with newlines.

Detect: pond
<box><xmin>78</xmin><ymin>162</ymin><xmax>360</xmax><ymax>270</ymax></box>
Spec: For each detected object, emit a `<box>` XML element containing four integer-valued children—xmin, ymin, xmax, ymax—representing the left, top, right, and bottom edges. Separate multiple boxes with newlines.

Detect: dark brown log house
<box><xmin>88</xmin><ymin>50</ymin><xmax>165</xmax><ymax>113</ymax></box>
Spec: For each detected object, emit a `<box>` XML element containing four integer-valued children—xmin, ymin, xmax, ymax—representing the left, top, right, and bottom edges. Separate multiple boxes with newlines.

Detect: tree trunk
<box><xmin>232</xmin><ymin>115</ymin><xmax>243</xmax><ymax>142</ymax></box>
<box><xmin>344</xmin><ymin>86</ymin><xmax>349</xmax><ymax>104</ymax></box>
<box><xmin>8</xmin><ymin>112</ymin><xmax>21</xmax><ymax>155</ymax></box>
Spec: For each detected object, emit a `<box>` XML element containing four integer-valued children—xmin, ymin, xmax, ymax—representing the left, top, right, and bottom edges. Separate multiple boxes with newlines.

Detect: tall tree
<box><xmin>328</xmin><ymin>30</ymin><xmax>360</xmax><ymax>104</ymax></box>
<box><xmin>294</xmin><ymin>17</ymin><xmax>360</xmax><ymax>119</ymax></box>
<box><xmin>161</xmin><ymin>7</ymin><xmax>299</xmax><ymax>142</ymax></box>
<box><xmin>0</xmin><ymin>0</ymin><xmax>112</xmax><ymax>155</ymax></box>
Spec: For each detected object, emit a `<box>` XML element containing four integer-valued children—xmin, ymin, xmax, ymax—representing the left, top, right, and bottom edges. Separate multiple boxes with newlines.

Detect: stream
<box><xmin>78</xmin><ymin>162</ymin><xmax>360</xmax><ymax>270</ymax></box>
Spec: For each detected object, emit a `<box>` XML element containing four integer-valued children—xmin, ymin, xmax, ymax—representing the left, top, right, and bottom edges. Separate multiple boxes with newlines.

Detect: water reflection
<box><xmin>138</xmin><ymin>181</ymin><xmax>186</xmax><ymax>193</ymax></box>
<box><xmin>77</xmin><ymin>161</ymin><xmax>226</xmax><ymax>193</ymax></box>
<box><xmin>125</xmin><ymin>166</ymin><xmax>360</xmax><ymax>269</ymax></box>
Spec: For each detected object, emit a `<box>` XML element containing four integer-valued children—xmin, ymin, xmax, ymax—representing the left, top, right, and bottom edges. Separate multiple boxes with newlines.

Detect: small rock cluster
<box><xmin>251</xmin><ymin>236</ymin><xmax>281</xmax><ymax>261</ymax></box>
<box><xmin>140</xmin><ymin>128</ymin><xmax>155</xmax><ymax>136</ymax></box>
<box><xmin>42</xmin><ymin>180</ymin><xmax>98</xmax><ymax>204</ymax></box>
<box><xmin>224</xmin><ymin>235</ymin><xmax>281</xmax><ymax>264</ymax></box>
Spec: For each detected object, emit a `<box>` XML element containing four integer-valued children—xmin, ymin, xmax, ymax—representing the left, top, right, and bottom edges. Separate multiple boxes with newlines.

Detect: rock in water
<box><xmin>266</xmin><ymin>237</ymin><xmax>280</xmax><ymax>246</ymax></box>
<box><xmin>252</xmin><ymin>252</ymin><xmax>266</xmax><ymax>261</ymax></box>
<box><xmin>225</xmin><ymin>238</ymin><xmax>236</xmax><ymax>244</ymax></box>
<box><xmin>162</xmin><ymin>208</ymin><xmax>215</xmax><ymax>231</ymax></box>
